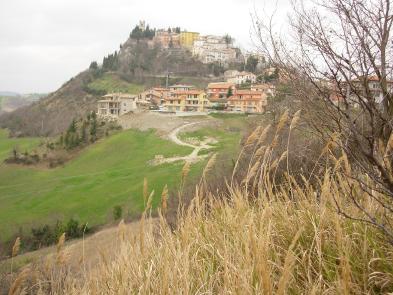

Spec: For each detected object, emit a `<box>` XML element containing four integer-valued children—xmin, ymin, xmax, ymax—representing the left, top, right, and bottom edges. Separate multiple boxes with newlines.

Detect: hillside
<box><xmin>0</xmin><ymin>113</ymin><xmax>246</xmax><ymax>252</ymax></box>
<box><xmin>0</xmin><ymin>93</ymin><xmax>42</xmax><ymax>116</ymax></box>
<box><xmin>0</xmin><ymin>36</ymin><xmax>219</xmax><ymax>137</ymax></box>
<box><xmin>3</xmin><ymin>116</ymin><xmax>393</xmax><ymax>294</ymax></box>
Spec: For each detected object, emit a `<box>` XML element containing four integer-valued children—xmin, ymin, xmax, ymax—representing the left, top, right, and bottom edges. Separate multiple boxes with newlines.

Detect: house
<box><xmin>227</xmin><ymin>90</ymin><xmax>267</xmax><ymax>113</ymax></box>
<box><xmin>169</xmin><ymin>84</ymin><xmax>195</xmax><ymax>92</ymax></box>
<box><xmin>207</xmin><ymin>82</ymin><xmax>236</xmax><ymax>99</ymax></box>
<box><xmin>251</xmin><ymin>83</ymin><xmax>276</xmax><ymax>97</ymax></box>
<box><xmin>97</xmin><ymin>93</ymin><xmax>139</xmax><ymax>118</ymax></box>
<box><xmin>346</xmin><ymin>75</ymin><xmax>393</xmax><ymax>104</ymax></box>
<box><xmin>138</xmin><ymin>87</ymin><xmax>169</xmax><ymax>105</ymax></box>
<box><xmin>207</xmin><ymin>82</ymin><xmax>236</xmax><ymax>110</ymax></box>
<box><xmin>227</xmin><ymin>71</ymin><xmax>257</xmax><ymax>85</ymax></box>
<box><xmin>192</xmin><ymin>35</ymin><xmax>240</xmax><ymax>65</ymax></box>
<box><xmin>163</xmin><ymin>90</ymin><xmax>209</xmax><ymax>112</ymax></box>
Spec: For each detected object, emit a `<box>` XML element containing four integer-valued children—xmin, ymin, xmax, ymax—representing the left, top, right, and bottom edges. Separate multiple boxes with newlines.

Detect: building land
<box><xmin>97</xmin><ymin>81</ymin><xmax>276</xmax><ymax>118</ymax></box>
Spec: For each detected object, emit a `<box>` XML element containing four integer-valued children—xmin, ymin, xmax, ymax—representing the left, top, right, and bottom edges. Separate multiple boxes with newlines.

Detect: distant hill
<box><xmin>0</xmin><ymin>91</ymin><xmax>20</xmax><ymax>97</ymax></box>
<box><xmin>0</xmin><ymin>93</ymin><xmax>44</xmax><ymax>116</ymax></box>
<box><xmin>0</xmin><ymin>33</ymin><xmax>226</xmax><ymax>137</ymax></box>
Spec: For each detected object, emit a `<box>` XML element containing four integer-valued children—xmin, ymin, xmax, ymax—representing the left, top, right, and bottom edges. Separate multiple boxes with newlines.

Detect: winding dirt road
<box><xmin>151</xmin><ymin>122</ymin><xmax>216</xmax><ymax>165</ymax></box>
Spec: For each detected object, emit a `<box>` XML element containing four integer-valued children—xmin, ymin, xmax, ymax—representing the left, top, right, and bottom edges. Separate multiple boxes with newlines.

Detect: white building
<box><xmin>192</xmin><ymin>35</ymin><xmax>238</xmax><ymax>65</ymax></box>
<box><xmin>97</xmin><ymin>93</ymin><xmax>139</xmax><ymax>119</ymax></box>
<box><xmin>226</xmin><ymin>71</ymin><xmax>257</xmax><ymax>85</ymax></box>
<box><xmin>169</xmin><ymin>84</ymin><xmax>195</xmax><ymax>91</ymax></box>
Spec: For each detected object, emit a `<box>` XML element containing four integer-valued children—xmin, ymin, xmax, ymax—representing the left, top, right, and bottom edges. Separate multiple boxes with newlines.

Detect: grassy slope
<box><xmin>87</xmin><ymin>73</ymin><xmax>144</xmax><ymax>94</ymax></box>
<box><xmin>0</xmin><ymin>115</ymin><xmax>249</xmax><ymax>243</ymax></box>
<box><xmin>181</xmin><ymin>115</ymin><xmax>248</xmax><ymax>157</ymax></box>
<box><xmin>0</xmin><ymin>129</ymin><xmax>41</xmax><ymax>162</ymax></box>
<box><xmin>0</xmin><ymin>129</ymin><xmax>194</xmax><ymax>242</ymax></box>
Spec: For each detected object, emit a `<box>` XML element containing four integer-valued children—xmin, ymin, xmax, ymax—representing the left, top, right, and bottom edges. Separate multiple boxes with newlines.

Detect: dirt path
<box><xmin>151</xmin><ymin>122</ymin><xmax>217</xmax><ymax>165</ymax></box>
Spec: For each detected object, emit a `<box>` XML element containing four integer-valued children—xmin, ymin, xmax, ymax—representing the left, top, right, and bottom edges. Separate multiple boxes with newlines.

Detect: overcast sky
<box><xmin>0</xmin><ymin>0</ymin><xmax>290</xmax><ymax>93</ymax></box>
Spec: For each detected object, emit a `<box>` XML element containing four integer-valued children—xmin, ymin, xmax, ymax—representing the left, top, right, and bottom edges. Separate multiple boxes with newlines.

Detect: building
<box><xmin>153</xmin><ymin>30</ymin><xmax>181</xmax><ymax>48</ymax></box>
<box><xmin>251</xmin><ymin>83</ymin><xmax>276</xmax><ymax>97</ymax></box>
<box><xmin>180</xmin><ymin>31</ymin><xmax>200</xmax><ymax>49</ymax></box>
<box><xmin>227</xmin><ymin>71</ymin><xmax>257</xmax><ymax>85</ymax></box>
<box><xmin>207</xmin><ymin>82</ymin><xmax>236</xmax><ymax>99</ymax></box>
<box><xmin>346</xmin><ymin>75</ymin><xmax>393</xmax><ymax>104</ymax></box>
<box><xmin>138</xmin><ymin>87</ymin><xmax>169</xmax><ymax>105</ymax></box>
<box><xmin>97</xmin><ymin>93</ymin><xmax>139</xmax><ymax>118</ymax></box>
<box><xmin>227</xmin><ymin>90</ymin><xmax>267</xmax><ymax>113</ymax></box>
<box><xmin>192</xmin><ymin>35</ymin><xmax>239</xmax><ymax>65</ymax></box>
<box><xmin>137</xmin><ymin>20</ymin><xmax>146</xmax><ymax>31</ymax></box>
<box><xmin>169</xmin><ymin>84</ymin><xmax>195</xmax><ymax>91</ymax></box>
<box><xmin>163</xmin><ymin>90</ymin><xmax>209</xmax><ymax>112</ymax></box>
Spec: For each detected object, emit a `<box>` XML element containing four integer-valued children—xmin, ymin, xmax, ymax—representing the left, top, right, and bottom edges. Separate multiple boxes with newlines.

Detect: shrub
<box><xmin>113</xmin><ymin>206</ymin><xmax>122</xmax><ymax>221</ymax></box>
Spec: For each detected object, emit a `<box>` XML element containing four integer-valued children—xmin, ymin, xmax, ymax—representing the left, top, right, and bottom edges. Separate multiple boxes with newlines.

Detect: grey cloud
<box><xmin>0</xmin><ymin>0</ymin><xmax>290</xmax><ymax>93</ymax></box>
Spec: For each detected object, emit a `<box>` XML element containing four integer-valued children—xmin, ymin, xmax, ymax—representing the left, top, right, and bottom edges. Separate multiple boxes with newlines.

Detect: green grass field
<box><xmin>87</xmin><ymin>73</ymin><xmax>144</xmax><ymax>94</ymax></box>
<box><xmin>0</xmin><ymin>129</ymin><xmax>41</xmax><ymax>162</ymax></box>
<box><xmin>0</xmin><ymin>115</ymin><xmax>248</xmax><ymax>243</ymax></box>
<box><xmin>0</xmin><ymin>129</ymin><xmax>197</xmax><ymax>242</ymax></box>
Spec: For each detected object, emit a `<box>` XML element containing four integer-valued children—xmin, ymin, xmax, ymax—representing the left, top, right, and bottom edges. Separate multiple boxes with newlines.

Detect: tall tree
<box><xmin>254</xmin><ymin>0</ymin><xmax>393</xmax><ymax>241</ymax></box>
<box><xmin>89</xmin><ymin>61</ymin><xmax>98</xmax><ymax>70</ymax></box>
<box><xmin>245</xmin><ymin>55</ymin><xmax>259</xmax><ymax>73</ymax></box>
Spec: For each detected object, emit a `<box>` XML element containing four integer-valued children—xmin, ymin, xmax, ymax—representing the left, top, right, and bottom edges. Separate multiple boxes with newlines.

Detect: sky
<box><xmin>0</xmin><ymin>0</ymin><xmax>290</xmax><ymax>94</ymax></box>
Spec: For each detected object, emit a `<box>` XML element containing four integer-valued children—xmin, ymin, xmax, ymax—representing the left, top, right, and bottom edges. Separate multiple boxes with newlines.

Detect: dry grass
<box><xmin>6</xmin><ymin>114</ymin><xmax>393</xmax><ymax>294</ymax></box>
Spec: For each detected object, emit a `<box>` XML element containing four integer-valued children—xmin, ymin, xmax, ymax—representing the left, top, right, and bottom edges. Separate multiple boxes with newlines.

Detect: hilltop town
<box><xmin>0</xmin><ymin>21</ymin><xmax>275</xmax><ymax>137</ymax></box>
<box><xmin>94</xmin><ymin>21</ymin><xmax>276</xmax><ymax>120</ymax></box>
<box><xmin>129</xmin><ymin>20</ymin><xmax>247</xmax><ymax>66</ymax></box>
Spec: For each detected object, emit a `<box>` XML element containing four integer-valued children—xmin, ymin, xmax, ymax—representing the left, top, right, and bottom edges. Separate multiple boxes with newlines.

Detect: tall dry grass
<box><xmin>6</xmin><ymin>112</ymin><xmax>393</xmax><ymax>294</ymax></box>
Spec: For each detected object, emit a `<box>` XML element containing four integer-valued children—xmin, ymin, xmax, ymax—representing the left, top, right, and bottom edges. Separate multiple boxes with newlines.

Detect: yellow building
<box><xmin>180</xmin><ymin>32</ymin><xmax>200</xmax><ymax>49</ymax></box>
<box><xmin>164</xmin><ymin>90</ymin><xmax>209</xmax><ymax>112</ymax></box>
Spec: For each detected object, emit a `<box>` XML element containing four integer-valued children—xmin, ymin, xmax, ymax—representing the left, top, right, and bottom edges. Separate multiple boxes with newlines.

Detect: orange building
<box><xmin>207</xmin><ymin>82</ymin><xmax>236</xmax><ymax>99</ymax></box>
<box><xmin>227</xmin><ymin>90</ymin><xmax>267</xmax><ymax>113</ymax></box>
<box><xmin>153</xmin><ymin>30</ymin><xmax>181</xmax><ymax>48</ymax></box>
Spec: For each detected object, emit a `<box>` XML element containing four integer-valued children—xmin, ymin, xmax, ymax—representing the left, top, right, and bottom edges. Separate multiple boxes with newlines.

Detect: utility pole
<box><xmin>166</xmin><ymin>70</ymin><xmax>170</xmax><ymax>89</ymax></box>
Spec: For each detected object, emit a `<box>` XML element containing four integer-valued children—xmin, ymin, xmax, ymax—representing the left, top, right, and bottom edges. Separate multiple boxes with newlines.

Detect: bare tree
<box><xmin>253</xmin><ymin>0</ymin><xmax>393</xmax><ymax>241</ymax></box>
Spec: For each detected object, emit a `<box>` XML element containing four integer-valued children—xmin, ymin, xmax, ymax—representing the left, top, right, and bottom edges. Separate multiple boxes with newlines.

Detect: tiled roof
<box><xmin>170</xmin><ymin>90</ymin><xmax>205</xmax><ymax>95</ymax></box>
<box><xmin>235</xmin><ymin>90</ymin><xmax>263</xmax><ymax>95</ymax></box>
<box><xmin>208</xmin><ymin>82</ymin><xmax>235</xmax><ymax>89</ymax></box>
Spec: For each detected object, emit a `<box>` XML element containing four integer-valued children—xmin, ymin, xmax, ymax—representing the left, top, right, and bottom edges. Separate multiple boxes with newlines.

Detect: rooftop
<box><xmin>169</xmin><ymin>84</ymin><xmax>195</xmax><ymax>89</ymax></box>
<box><xmin>208</xmin><ymin>82</ymin><xmax>235</xmax><ymax>89</ymax></box>
<box><xmin>171</xmin><ymin>90</ymin><xmax>205</xmax><ymax>95</ymax></box>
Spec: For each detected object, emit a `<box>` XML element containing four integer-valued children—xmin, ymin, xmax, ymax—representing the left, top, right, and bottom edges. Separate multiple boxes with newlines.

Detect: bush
<box><xmin>113</xmin><ymin>206</ymin><xmax>122</xmax><ymax>221</ymax></box>
<box><xmin>27</xmin><ymin>218</ymin><xmax>89</xmax><ymax>251</ymax></box>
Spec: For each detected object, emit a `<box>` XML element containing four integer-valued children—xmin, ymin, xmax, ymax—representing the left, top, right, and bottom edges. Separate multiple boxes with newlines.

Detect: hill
<box><xmin>2</xmin><ymin>116</ymin><xmax>393</xmax><ymax>294</ymax></box>
<box><xmin>0</xmin><ymin>128</ymin><xmax>192</xmax><ymax>242</ymax></box>
<box><xmin>0</xmin><ymin>93</ymin><xmax>43</xmax><ymax>116</ymax></box>
<box><xmin>0</xmin><ymin>35</ymin><xmax>221</xmax><ymax>137</ymax></box>
<box><xmin>0</xmin><ymin>91</ymin><xmax>19</xmax><ymax>97</ymax></box>
<box><xmin>0</xmin><ymin>113</ymin><xmax>246</xmax><ymax>248</ymax></box>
